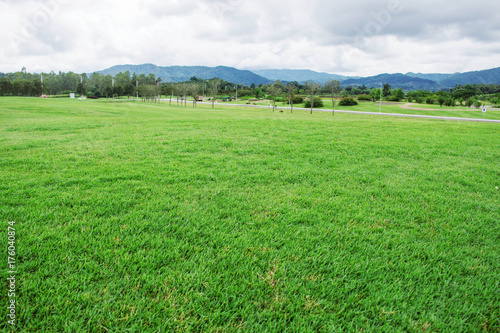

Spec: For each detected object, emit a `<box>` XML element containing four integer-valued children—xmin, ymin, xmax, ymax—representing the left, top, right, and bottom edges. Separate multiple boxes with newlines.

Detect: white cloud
<box><xmin>0</xmin><ymin>0</ymin><xmax>499</xmax><ymax>76</ymax></box>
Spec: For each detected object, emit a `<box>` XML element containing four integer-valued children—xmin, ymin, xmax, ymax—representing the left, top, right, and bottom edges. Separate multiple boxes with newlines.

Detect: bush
<box><xmin>387</xmin><ymin>96</ymin><xmax>401</xmax><ymax>102</ymax></box>
<box><xmin>416</xmin><ymin>97</ymin><xmax>425</xmax><ymax>104</ymax></box>
<box><xmin>491</xmin><ymin>98</ymin><xmax>500</xmax><ymax>107</ymax></box>
<box><xmin>338</xmin><ymin>96</ymin><xmax>358</xmax><ymax>106</ymax></box>
<box><xmin>357</xmin><ymin>94</ymin><xmax>372</xmax><ymax>101</ymax></box>
<box><xmin>304</xmin><ymin>97</ymin><xmax>323</xmax><ymax>108</ymax></box>
<box><xmin>287</xmin><ymin>95</ymin><xmax>304</xmax><ymax>104</ymax></box>
<box><xmin>426</xmin><ymin>98</ymin><xmax>435</xmax><ymax>104</ymax></box>
<box><xmin>444</xmin><ymin>99</ymin><xmax>456</xmax><ymax>107</ymax></box>
<box><xmin>238</xmin><ymin>89</ymin><xmax>254</xmax><ymax>97</ymax></box>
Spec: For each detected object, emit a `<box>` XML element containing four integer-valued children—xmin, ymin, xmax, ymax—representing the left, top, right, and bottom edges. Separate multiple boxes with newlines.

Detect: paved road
<box><xmin>164</xmin><ymin>100</ymin><xmax>500</xmax><ymax>123</ymax></box>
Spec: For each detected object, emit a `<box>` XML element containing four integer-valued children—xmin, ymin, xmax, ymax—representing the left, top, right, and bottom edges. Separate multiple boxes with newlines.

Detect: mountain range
<box><xmin>96</xmin><ymin>64</ymin><xmax>500</xmax><ymax>91</ymax></box>
<box><xmin>97</xmin><ymin>64</ymin><xmax>271</xmax><ymax>86</ymax></box>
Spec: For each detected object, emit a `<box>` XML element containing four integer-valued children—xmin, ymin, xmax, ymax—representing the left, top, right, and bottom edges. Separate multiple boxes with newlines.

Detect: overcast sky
<box><xmin>1</xmin><ymin>0</ymin><xmax>499</xmax><ymax>76</ymax></box>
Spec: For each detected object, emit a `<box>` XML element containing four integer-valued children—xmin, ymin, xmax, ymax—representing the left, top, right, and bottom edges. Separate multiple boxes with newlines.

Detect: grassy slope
<box><xmin>1</xmin><ymin>98</ymin><xmax>499</xmax><ymax>332</ymax></box>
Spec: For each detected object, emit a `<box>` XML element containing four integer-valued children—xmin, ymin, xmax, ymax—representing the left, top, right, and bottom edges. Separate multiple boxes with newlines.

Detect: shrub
<box><xmin>287</xmin><ymin>95</ymin><xmax>304</xmax><ymax>104</ymax></box>
<box><xmin>304</xmin><ymin>97</ymin><xmax>323</xmax><ymax>108</ymax></box>
<box><xmin>444</xmin><ymin>99</ymin><xmax>456</xmax><ymax>107</ymax></box>
<box><xmin>357</xmin><ymin>94</ymin><xmax>372</xmax><ymax>101</ymax></box>
<box><xmin>416</xmin><ymin>97</ymin><xmax>425</xmax><ymax>104</ymax></box>
<box><xmin>426</xmin><ymin>98</ymin><xmax>435</xmax><ymax>104</ymax></box>
<box><xmin>238</xmin><ymin>89</ymin><xmax>254</xmax><ymax>97</ymax></box>
<box><xmin>338</xmin><ymin>96</ymin><xmax>358</xmax><ymax>106</ymax></box>
<box><xmin>491</xmin><ymin>98</ymin><xmax>500</xmax><ymax>107</ymax></box>
<box><xmin>387</xmin><ymin>96</ymin><xmax>401</xmax><ymax>102</ymax></box>
<box><xmin>437</xmin><ymin>96</ymin><xmax>446</xmax><ymax>107</ymax></box>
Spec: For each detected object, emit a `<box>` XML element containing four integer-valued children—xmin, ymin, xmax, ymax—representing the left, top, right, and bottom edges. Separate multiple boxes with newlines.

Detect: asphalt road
<box><xmin>165</xmin><ymin>100</ymin><xmax>500</xmax><ymax>123</ymax></box>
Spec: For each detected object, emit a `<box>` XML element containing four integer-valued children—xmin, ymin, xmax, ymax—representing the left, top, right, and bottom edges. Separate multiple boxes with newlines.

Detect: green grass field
<box><xmin>234</xmin><ymin>99</ymin><xmax>500</xmax><ymax>121</ymax></box>
<box><xmin>1</xmin><ymin>97</ymin><xmax>499</xmax><ymax>332</ymax></box>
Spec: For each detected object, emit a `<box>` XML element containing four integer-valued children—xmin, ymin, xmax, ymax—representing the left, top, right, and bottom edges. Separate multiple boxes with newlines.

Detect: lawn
<box><xmin>1</xmin><ymin>97</ymin><xmax>499</xmax><ymax>332</ymax></box>
<box><xmin>240</xmin><ymin>99</ymin><xmax>500</xmax><ymax>120</ymax></box>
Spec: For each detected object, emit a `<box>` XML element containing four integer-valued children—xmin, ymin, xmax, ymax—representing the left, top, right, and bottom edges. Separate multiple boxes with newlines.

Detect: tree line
<box><xmin>1</xmin><ymin>69</ymin><xmax>499</xmax><ymax>108</ymax></box>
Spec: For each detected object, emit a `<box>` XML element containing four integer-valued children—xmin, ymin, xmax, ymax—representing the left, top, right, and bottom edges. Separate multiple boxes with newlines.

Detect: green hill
<box><xmin>251</xmin><ymin>69</ymin><xmax>348</xmax><ymax>84</ymax></box>
<box><xmin>438</xmin><ymin>67</ymin><xmax>500</xmax><ymax>87</ymax></box>
<box><xmin>342</xmin><ymin>73</ymin><xmax>444</xmax><ymax>91</ymax></box>
<box><xmin>96</xmin><ymin>64</ymin><xmax>271</xmax><ymax>86</ymax></box>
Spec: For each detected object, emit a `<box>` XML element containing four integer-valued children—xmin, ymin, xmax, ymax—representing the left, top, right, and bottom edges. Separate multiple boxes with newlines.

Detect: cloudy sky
<box><xmin>0</xmin><ymin>0</ymin><xmax>499</xmax><ymax>76</ymax></box>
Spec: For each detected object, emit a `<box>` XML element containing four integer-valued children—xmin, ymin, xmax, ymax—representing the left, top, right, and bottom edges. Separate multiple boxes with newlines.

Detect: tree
<box><xmin>0</xmin><ymin>78</ymin><xmax>13</xmax><ymax>96</ymax></box>
<box><xmin>189</xmin><ymin>83</ymin><xmax>200</xmax><ymax>108</ymax></box>
<box><xmin>324</xmin><ymin>79</ymin><xmax>341</xmax><ymax>116</ymax></box>
<box><xmin>210</xmin><ymin>78</ymin><xmax>221</xmax><ymax>109</ymax></box>
<box><xmin>123</xmin><ymin>83</ymin><xmax>135</xmax><ymax>99</ymax></box>
<box><xmin>382</xmin><ymin>83</ymin><xmax>391</xmax><ymax>97</ymax></box>
<box><xmin>285</xmin><ymin>83</ymin><xmax>296</xmax><ymax>113</ymax></box>
<box><xmin>178</xmin><ymin>83</ymin><xmax>189</xmax><ymax>107</ymax></box>
<box><xmin>268</xmin><ymin>81</ymin><xmax>283</xmax><ymax>112</ymax></box>
<box><xmin>305</xmin><ymin>81</ymin><xmax>320</xmax><ymax>114</ymax></box>
<box><xmin>162</xmin><ymin>83</ymin><xmax>175</xmax><ymax>105</ymax></box>
<box><xmin>12</xmin><ymin>80</ymin><xmax>24</xmax><ymax>96</ymax></box>
<box><xmin>391</xmin><ymin>88</ymin><xmax>405</xmax><ymax>101</ymax></box>
<box><xmin>139</xmin><ymin>85</ymin><xmax>158</xmax><ymax>102</ymax></box>
<box><xmin>76</xmin><ymin>82</ymin><xmax>85</xmax><ymax>96</ymax></box>
<box><xmin>437</xmin><ymin>96</ymin><xmax>445</xmax><ymax>107</ymax></box>
<box><xmin>370</xmin><ymin>88</ymin><xmax>381</xmax><ymax>102</ymax></box>
<box><xmin>32</xmin><ymin>79</ymin><xmax>42</xmax><ymax>96</ymax></box>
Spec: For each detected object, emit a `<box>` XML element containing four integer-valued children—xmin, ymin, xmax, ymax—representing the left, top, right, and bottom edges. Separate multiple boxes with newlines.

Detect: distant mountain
<box><xmin>93</xmin><ymin>64</ymin><xmax>500</xmax><ymax>91</ymax></box>
<box><xmin>255</xmin><ymin>67</ymin><xmax>500</xmax><ymax>90</ymax></box>
<box><xmin>95</xmin><ymin>64</ymin><xmax>271</xmax><ymax>86</ymax></box>
<box><xmin>251</xmin><ymin>69</ymin><xmax>348</xmax><ymax>84</ymax></box>
<box><xmin>437</xmin><ymin>67</ymin><xmax>500</xmax><ymax>87</ymax></box>
<box><xmin>342</xmin><ymin>73</ymin><xmax>444</xmax><ymax>91</ymax></box>
<box><xmin>405</xmin><ymin>72</ymin><xmax>454</xmax><ymax>82</ymax></box>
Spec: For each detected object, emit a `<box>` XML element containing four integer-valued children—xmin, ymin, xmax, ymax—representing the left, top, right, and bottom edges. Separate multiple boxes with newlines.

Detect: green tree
<box><xmin>0</xmin><ymin>78</ymin><xmax>13</xmax><ymax>96</ymax></box>
<box><xmin>268</xmin><ymin>81</ymin><xmax>283</xmax><ymax>112</ymax></box>
<box><xmin>285</xmin><ymin>83</ymin><xmax>296</xmax><ymax>113</ymax></box>
<box><xmin>305</xmin><ymin>81</ymin><xmax>320</xmax><ymax>114</ymax></box>
<box><xmin>437</xmin><ymin>96</ymin><xmax>446</xmax><ymax>107</ymax></box>
<box><xmin>210</xmin><ymin>79</ymin><xmax>221</xmax><ymax>109</ymax></box>
<box><xmin>391</xmin><ymin>88</ymin><xmax>405</xmax><ymax>101</ymax></box>
<box><xmin>189</xmin><ymin>83</ymin><xmax>200</xmax><ymax>108</ymax></box>
<box><xmin>370</xmin><ymin>88</ymin><xmax>381</xmax><ymax>102</ymax></box>
<box><xmin>382</xmin><ymin>83</ymin><xmax>391</xmax><ymax>97</ymax></box>
<box><xmin>324</xmin><ymin>79</ymin><xmax>341</xmax><ymax>116</ymax></box>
